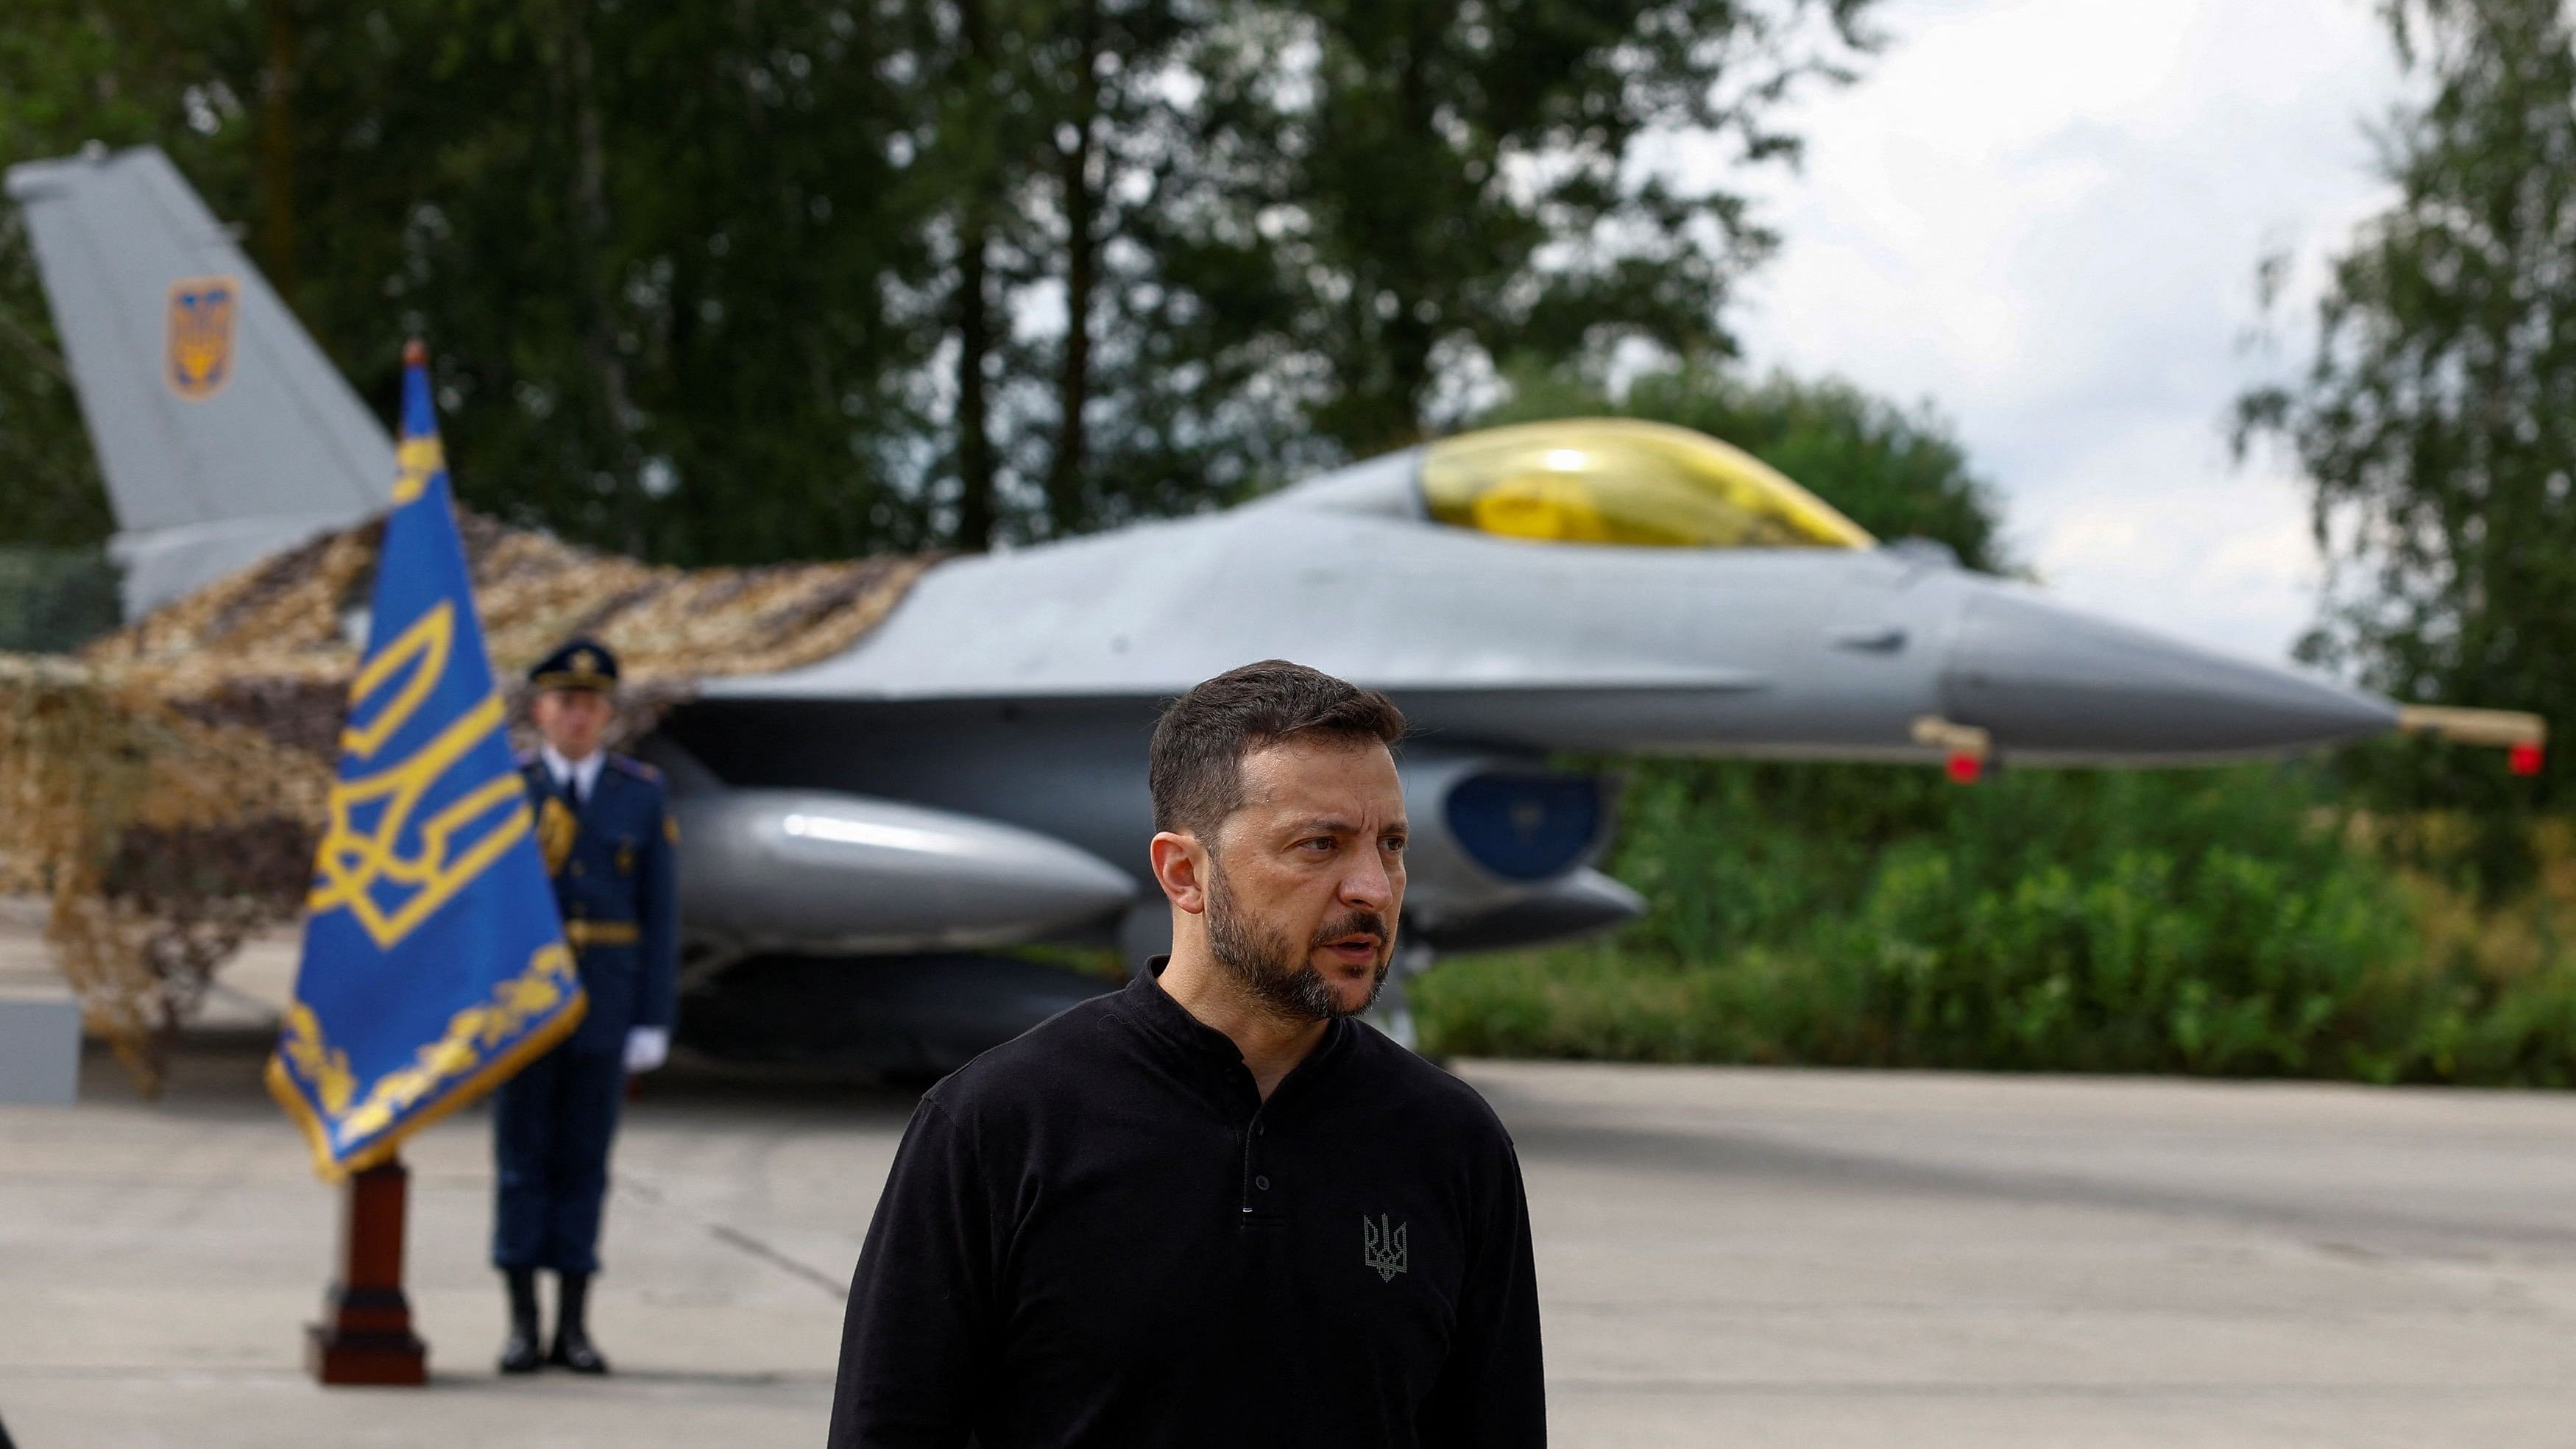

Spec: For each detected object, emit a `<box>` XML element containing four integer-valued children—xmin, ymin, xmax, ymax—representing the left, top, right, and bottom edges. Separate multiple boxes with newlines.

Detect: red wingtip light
<box><xmin>2509</xmin><ymin>743</ymin><xmax>2545</xmax><ymax>776</ymax></box>
<box><xmin>1945</xmin><ymin>753</ymin><xmax>1983</xmax><ymax>785</ymax></box>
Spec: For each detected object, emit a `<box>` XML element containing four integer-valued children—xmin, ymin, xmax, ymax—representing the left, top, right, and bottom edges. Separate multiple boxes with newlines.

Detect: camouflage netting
<box><xmin>0</xmin><ymin>510</ymin><xmax>935</xmax><ymax>1092</ymax></box>
<box><xmin>0</xmin><ymin>655</ymin><xmax>328</xmax><ymax>1090</ymax></box>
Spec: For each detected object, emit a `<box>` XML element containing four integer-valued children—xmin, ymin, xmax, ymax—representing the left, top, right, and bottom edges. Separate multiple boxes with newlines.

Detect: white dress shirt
<box><xmin>540</xmin><ymin>744</ymin><xmax>605</xmax><ymax>807</ymax></box>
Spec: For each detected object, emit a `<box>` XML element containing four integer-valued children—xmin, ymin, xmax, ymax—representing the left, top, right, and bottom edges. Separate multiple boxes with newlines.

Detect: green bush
<box><xmin>1417</xmin><ymin>761</ymin><xmax>2576</xmax><ymax>1086</ymax></box>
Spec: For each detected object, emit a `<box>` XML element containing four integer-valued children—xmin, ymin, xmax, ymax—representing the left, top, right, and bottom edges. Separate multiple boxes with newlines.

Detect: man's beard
<box><xmin>1204</xmin><ymin>859</ymin><xmax>1390</xmax><ymax>1022</ymax></box>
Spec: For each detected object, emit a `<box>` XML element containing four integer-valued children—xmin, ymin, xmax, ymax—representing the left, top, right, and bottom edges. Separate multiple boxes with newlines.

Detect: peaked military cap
<box><xmin>530</xmin><ymin>637</ymin><xmax>620</xmax><ymax>692</ymax></box>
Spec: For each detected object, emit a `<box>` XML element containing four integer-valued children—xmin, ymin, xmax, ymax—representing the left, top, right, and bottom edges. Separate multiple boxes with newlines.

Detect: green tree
<box><xmin>0</xmin><ymin>210</ymin><xmax>108</xmax><ymax>550</ymax></box>
<box><xmin>1</xmin><ymin>0</ymin><xmax>1881</xmax><ymax>562</ymax></box>
<box><xmin>893</xmin><ymin>0</ymin><xmax>1209</xmax><ymax>548</ymax></box>
<box><xmin>2237</xmin><ymin>0</ymin><xmax>2576</xmax><ymax>876</ymax></box>
<box><xmin>0</xmin><ymin>2</ymin><xmax>161</xmax><ymax>550</ymax></box>
<box><xmin>1189</xmin><ymin>0</ymin><xmax>1878</xmax><ymax>458</ymax></box>
<box><xmin>0</xmin><ymin>0</ymin><xmax>949</xmax><ymax>562</ymax></box>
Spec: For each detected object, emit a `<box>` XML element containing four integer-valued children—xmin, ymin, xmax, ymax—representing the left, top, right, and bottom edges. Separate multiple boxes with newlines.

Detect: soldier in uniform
<box><xmin>493</xmin><ymin>637</ymin><xmax>679</xmax><ymax>1375</ymax></box>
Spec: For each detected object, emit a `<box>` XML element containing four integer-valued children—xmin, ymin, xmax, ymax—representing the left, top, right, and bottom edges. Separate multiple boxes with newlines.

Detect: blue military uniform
<box><xmin>492</xmin><ymin>640</ymin><xmax>679</xmax><ymax>1293</ymax></box>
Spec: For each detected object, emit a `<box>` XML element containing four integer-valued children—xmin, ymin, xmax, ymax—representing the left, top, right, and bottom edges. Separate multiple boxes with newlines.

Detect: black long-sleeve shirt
<box><xmin>827</xmin><ymin>963</ymin><xmax>1546</xmax><ymax>1448</ymax></box>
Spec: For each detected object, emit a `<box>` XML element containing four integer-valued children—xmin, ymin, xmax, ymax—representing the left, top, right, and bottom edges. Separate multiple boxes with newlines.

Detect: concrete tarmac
<box><xmin>4</xmin><ymin>1038</ymin><xmax>2576</xmax><ymax>1447</ymax></box>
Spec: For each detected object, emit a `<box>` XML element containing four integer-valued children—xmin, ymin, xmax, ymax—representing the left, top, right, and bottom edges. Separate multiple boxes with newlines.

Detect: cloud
<box><xmin>1699</xmin><ymin>0</ymin><xmax>2405</xmax><ymax>662</ymax></box>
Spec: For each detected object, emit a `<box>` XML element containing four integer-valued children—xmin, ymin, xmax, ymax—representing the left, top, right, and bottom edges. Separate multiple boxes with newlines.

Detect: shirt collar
<box><xmin>1121</xmin><ymin>957</ymin><xmax>1354</xmax><ymax>1084</ymax></box>
<box><xmin>1123</xmin><ymin>959</ymin><xmax>1245</xmax><ymax>1064</ymax></box>
<box><xmin>540</xmin><ymin>744</ymin><xmax>605</xmax><ymax>798</ymax></box>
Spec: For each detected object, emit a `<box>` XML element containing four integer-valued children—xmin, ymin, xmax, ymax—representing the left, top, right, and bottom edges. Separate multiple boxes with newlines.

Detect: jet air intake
<box><xmin>1398</xmin><ymin>755</ymin><xmax>1629</xmax><ymax>940</ymax></box>
<box><xmin>1443</xmin><ymin>770</ymin><xmax>1609</xmax><ymax>881</ymax></box>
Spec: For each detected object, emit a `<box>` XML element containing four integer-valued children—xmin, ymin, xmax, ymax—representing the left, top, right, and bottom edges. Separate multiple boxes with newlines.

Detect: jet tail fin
<box><xmin>4</xmin><ymin>145</ymin><xmax>392</xmax><ymax>618</ymax></box>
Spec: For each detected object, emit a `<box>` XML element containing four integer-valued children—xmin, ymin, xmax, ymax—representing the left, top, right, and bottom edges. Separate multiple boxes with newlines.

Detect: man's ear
<box><xmin>1149</xmin><ymin>830</ymin><xmax>1209</xmax><ymax>915</ymax></box>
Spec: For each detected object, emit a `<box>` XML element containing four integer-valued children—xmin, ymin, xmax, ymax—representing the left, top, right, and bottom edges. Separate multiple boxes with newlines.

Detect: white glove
<box><xmin>623</xmin><ymin>1026</ymin><xmax>670</xmax><ymax>1074</ymax></box>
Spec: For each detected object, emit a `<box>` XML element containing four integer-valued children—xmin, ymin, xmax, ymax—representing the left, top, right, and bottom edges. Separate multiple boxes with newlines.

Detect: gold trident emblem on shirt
<box><xmin>306</xmin><ymin>602</ymin><xmax>533</xmax><ymax>949</ymax></box>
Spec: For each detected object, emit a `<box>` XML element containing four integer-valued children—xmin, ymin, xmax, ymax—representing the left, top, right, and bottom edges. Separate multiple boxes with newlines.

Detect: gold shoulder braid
<box><xmin>537</xmin><ymin>796</ymin><xmax>578</xmax><ymax>877</ymax></box>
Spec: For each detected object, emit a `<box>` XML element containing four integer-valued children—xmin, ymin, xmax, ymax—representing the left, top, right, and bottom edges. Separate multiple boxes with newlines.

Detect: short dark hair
<box><xmin>1150</xmin><ymin>660</ymin><xmax>1406</xmax><ymax>841</ymax></box>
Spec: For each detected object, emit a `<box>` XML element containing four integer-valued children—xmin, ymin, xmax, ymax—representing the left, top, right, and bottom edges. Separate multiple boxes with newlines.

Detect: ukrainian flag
<box><xmin>269</xmin><ymin>341</ymin><xmax>580</xmax><ymax>1180</ymax></box>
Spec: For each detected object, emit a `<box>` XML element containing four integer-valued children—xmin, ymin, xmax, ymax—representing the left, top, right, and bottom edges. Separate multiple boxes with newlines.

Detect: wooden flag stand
<box><xmin>307</xmin><ymin>1156</ymin><xmax>429</xmax><ymax>1385</ymax></box>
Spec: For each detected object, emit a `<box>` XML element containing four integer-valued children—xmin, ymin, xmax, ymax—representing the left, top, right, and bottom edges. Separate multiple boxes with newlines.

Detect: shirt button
<box><xmin>1255</xmin><ymin>1175</ymin><xmax>1270</xmax><ymax>1191</ymax></box>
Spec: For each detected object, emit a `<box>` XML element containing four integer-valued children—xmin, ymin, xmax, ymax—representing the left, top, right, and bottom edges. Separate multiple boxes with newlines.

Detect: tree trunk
<box><xmin>955</xmin><ymin>226</ymin><xmax>997</xmax><ymax>551</ymax></box>
<box><xmin>1044</xmin><ymin>0</ymin><xmax>1103</xmax><ymax>537</ymax></box>
<box><xmin>1379</xmin><ymin>4</ymin><xmax>1440</xmax><ymax>453</ymax></box>
<box><xmin>565</xmin><ymin>0</ymin><xmax>646</xmax><ymax>553</ymax></box>
<box><xmin>256</xmin><ymin>0</ymin><xmax>298</xmax><ymax>303</ymax></box>
<box><xmin>949</xmin><ymin>0</ymin><xmax>1001</xmax><ymax>551</ymax></box>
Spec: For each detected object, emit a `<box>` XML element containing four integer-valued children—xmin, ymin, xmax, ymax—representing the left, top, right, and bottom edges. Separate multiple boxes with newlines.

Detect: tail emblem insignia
<box><xmin>166</xmin><ymin>276</ymin><xmax>238</xmax><ymax>401</ymax></box>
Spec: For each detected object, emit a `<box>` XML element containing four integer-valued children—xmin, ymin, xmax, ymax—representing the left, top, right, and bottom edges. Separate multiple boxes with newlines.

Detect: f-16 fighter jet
<box><xmin>9</xmin><ymin>146</ymin><xmax>2542</xmax><ymax>1069</ymax></box>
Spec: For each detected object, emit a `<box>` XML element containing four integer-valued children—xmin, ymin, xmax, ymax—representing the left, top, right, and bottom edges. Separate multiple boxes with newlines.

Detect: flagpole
<box><xmin>307</xmin><ymin>1154</ymin><xmax>428</xmax><ymax>1385</ymax></box>
<box><xmin>275</xmin><ymin>335</ymin><xmax>572</xmax><ymax>1382</ymax></box>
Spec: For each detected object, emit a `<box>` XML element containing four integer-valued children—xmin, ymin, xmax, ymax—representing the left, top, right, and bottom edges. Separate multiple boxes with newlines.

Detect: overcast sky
<box><xmin>1706</xmin><ymin>0</ymin><xmax>2407</xmax><ymax>664</ymax></box>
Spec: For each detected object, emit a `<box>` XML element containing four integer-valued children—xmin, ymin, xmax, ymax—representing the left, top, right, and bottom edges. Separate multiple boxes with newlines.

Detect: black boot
<box><xmin>498</xmin><ymin>1268</ymin><xmax>543</xmax><ymax>1374</ymax></box>
<box><xmin>548</xmin><ymin>1271</ymin><xmax>610</xmax><ymax>1374</ymax></box>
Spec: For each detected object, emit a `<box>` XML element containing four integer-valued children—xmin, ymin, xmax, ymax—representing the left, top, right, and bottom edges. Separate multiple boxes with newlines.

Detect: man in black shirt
<box><xmin>827</xmin><ymin>660</ymin><xmax>1546</xmax><ymax>1448</ymax></box>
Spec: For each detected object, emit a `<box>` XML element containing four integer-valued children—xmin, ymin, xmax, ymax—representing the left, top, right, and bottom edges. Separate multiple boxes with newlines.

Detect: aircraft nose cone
<box><xmin>1941</xmin><ymin>585</ymin><xmax>2399</xmax><ymax>759</ymax></box>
